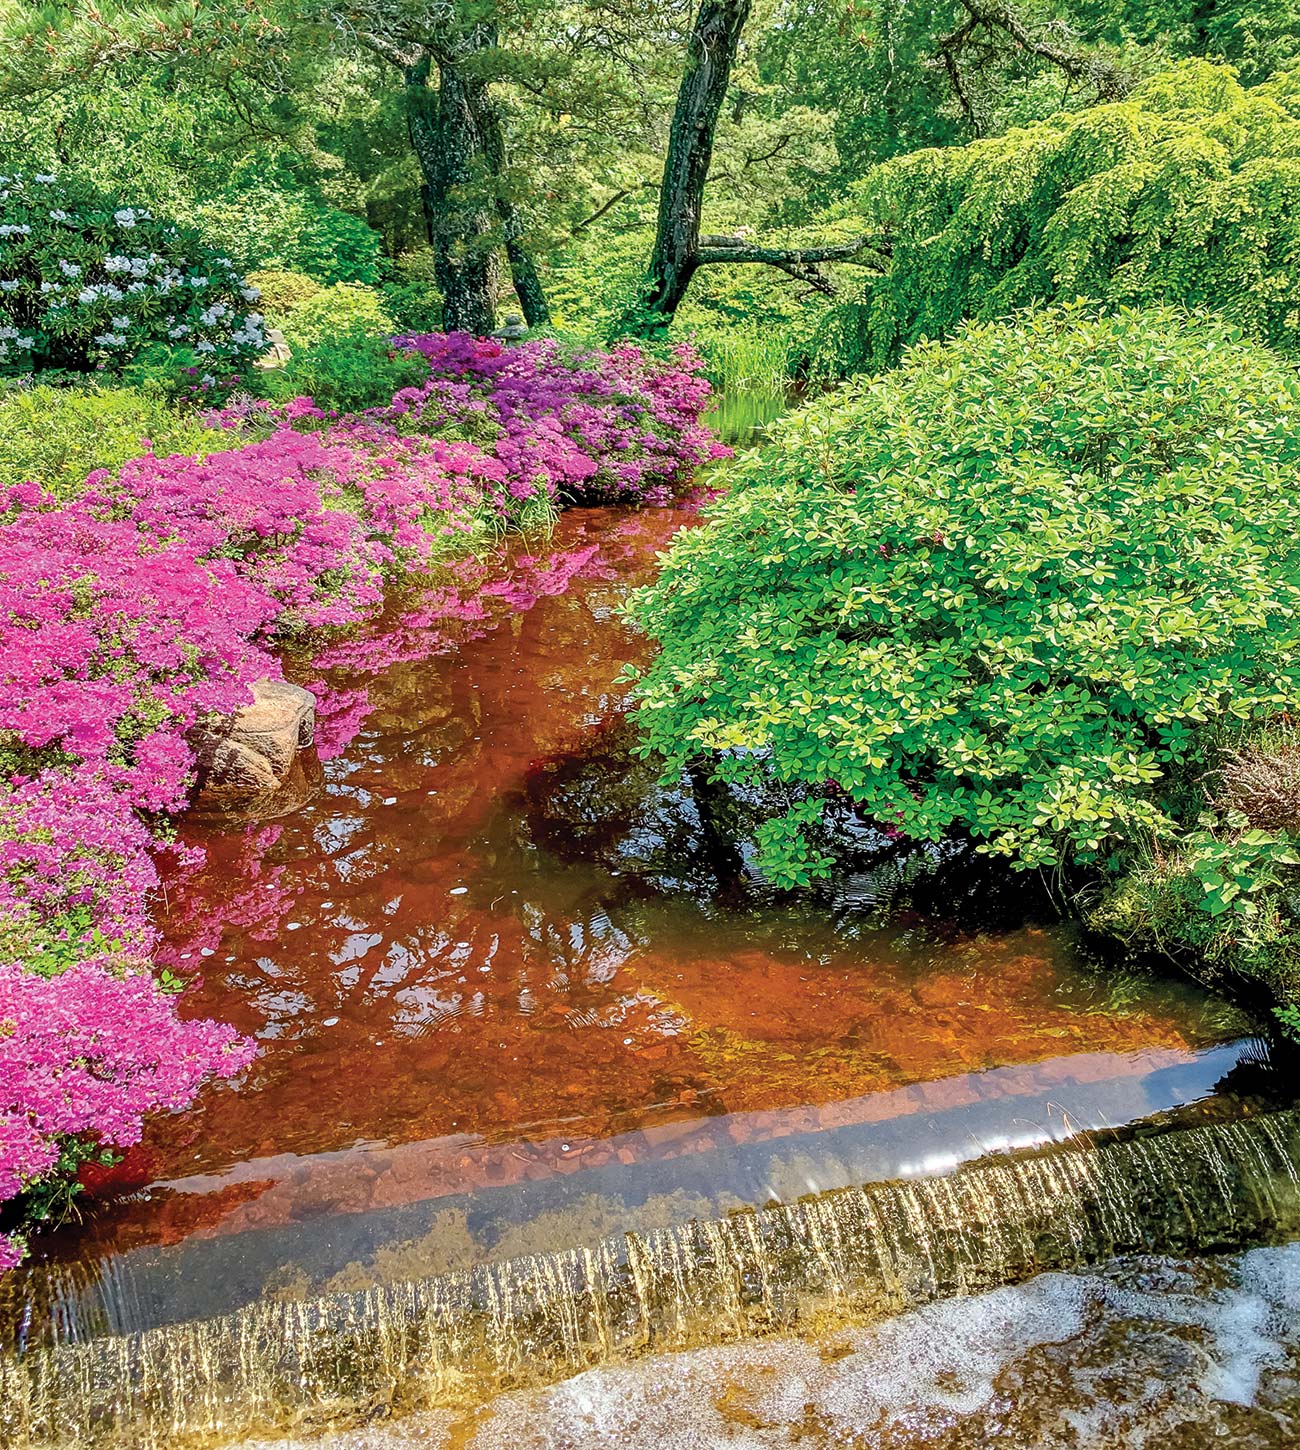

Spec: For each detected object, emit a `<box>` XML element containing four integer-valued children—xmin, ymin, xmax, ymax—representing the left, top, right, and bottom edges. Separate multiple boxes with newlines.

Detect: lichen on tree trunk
<box><xmin>627</xmin><ymin>0</ymin><xmax>752</xmax><ymax>334</ymax></box>
<box><xmin>406</xmin><ymin>53</ymin><xmax>500</xmax><ymax>336</ymax></box>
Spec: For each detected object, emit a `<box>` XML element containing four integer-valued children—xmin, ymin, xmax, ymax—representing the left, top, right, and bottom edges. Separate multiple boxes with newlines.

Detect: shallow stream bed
<box><xmin>3</xmin><ymin>426</ymin><xmax>1299</xmax><ymax>1444</ymax></box>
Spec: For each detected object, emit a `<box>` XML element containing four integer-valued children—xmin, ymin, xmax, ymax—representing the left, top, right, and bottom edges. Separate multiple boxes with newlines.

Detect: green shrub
<box><xmin>630</xmin><ymin>306</ymin><xmax>1300</xmax><ymax>887</ymax></box>
<box><xmin>377</xmin><ymin>252</ymin><xmax>442</xmax><ymax>333</ymax></box>
<box><xmin>1089</xmin><ymin>718</ymin><xmax>1300</xmax><ymax>1023</ymax></box>
<box><xmin>191</xmin><ymin>182</ymin><xmax>382</xmax><ymax>285</ymax></box>
<box><xmin>814</xmin><ymin>60</ymin><xmax>1300</xmax><ymax>376</ymax></box>
<box><xmin>1091</xmin><ymin>830</ymin><xmax>1300</xmax><ymax>1025</ymax></box>
<box><xmin>0</xmin><ymin>383</ymin><xmax>230</xmax><ymax>499</ymax></box>
<box><xmin>245</xmin><ymin>268</ymin><xmax>325</xmax><ymax>318</ymax></box>
<box><xmin>0</xmin><ymin>170</ymin><xmax>267</xmax><ymax>382</ymax></box>
<box><xmin>260</xmin><ymin>327</ymin><xmax>426</xmax><ymax>413</ymax></box>
<box><xmin>278</xmin><ymin>284</ymin><xmax>395</xmax><ymax>352</ymax></box>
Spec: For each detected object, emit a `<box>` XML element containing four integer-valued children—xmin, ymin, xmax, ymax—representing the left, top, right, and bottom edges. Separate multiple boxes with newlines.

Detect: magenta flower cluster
<box><xmin>0</xmin><ymin>333</ymin><xmax>718</xmax><ymax>1265</ymax></box>
<box><xmin>0</xmin><ymin>960</ymin><xmax>259</xmax><ymax>1269</ymax></box>
<box><xmin>385</xmin><ymin>333</ymin><xmax>725</xmax><ymax>505</ymax></box>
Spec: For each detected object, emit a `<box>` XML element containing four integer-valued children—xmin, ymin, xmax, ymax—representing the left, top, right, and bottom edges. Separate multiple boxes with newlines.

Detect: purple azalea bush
<box><xmin>0</xmin><ymin>333</ymin><xmax>721</xmax><ymax>1266</ymax></box>
<box><xmin>386</xmin><ymin>333</ymin><xmax>721</xmax><ymax>504</ymax></box>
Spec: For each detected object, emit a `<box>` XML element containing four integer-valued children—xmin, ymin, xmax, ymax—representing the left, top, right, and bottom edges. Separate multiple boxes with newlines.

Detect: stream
<box><xmin>3</xmin><ymin>398</ymin><xmax>1300</xmax><ymax>1446</ymax></box>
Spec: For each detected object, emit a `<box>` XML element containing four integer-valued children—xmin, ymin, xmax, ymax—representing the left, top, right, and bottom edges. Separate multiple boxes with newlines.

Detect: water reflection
<box><xmin>15</xmin><ymin>506</ymin><xmax>1239</xmax><ymax>1280</ymax></box>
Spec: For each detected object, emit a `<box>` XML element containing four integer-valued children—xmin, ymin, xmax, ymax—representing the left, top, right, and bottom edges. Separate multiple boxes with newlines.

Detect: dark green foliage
<box><xmin>377</xmin><ymin>253</ymin><xmax>443</xmax><ymax>334</ymax></box>
<box><xmin>816</xmin><ymin>61</ymin><xmax>1300</xmax><ymax>376</ymax></box>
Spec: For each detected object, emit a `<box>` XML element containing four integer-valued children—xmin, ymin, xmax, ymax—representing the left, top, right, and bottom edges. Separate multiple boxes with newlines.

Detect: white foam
<box><xmin>238</xmin><ymin>1247</ymin><xmax>1300</xmax><ymax>1450</ymax></box>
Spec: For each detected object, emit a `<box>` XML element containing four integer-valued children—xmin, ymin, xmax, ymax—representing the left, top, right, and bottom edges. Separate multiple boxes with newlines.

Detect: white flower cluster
<box><xmin>0</xmin><ymin>324</ymin><xmax>35</xmax><ymax>360</ymax></box>
<box><xmin>229</xmin><ymin>313</ymin><xmax>268</xmax><ymax>349</ymax></box>
<box><xmin>103</xmin><ymin>255</ymin><xmax>156</xmax><ymax>278</ymax></box>
<box><xmin>0</xmin><ymin>173</ymin><xmax>269</xmax><ymax>374</ymax></box>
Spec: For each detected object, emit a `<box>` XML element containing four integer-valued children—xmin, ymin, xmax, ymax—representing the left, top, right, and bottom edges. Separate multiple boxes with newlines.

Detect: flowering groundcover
<box><xmin>0</xmin><ymin>334</ymin><xmax>721</xmax><ymax>1265</ymax></box>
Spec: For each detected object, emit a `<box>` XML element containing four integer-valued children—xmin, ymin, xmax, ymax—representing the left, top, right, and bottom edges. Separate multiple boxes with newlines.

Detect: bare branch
<box><xmin>351</xmin><ymin>28</ymin><xmax>423</xmax><ymax>70</ymax></box>
<box><xmin>573</xmin><ymin>180</ymin><xmax>658</xmax><ymax>233</ymax></box>
<box><xmin>937</xmin><ymin>0</ymin><xmax>1132</xmax><ymax>131</ymax></box>
<box><xmin>695</xmin><ymin>235</ymin><xmax>888</xmax><ymax>268</ymax></box>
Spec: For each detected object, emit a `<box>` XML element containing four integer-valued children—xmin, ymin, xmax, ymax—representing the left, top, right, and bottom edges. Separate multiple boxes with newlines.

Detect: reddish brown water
<box><xmin>10</xmin><ymin>504</ymin><xmax>1242</xmax><ymax>1324</ymax></box>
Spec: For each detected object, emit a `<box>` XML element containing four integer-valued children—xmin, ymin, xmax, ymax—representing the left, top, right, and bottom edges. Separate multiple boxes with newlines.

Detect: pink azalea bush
<box><xmin>0</xmin><ymin>960</ymin><xmax>257</xmax><ymax>1270</ymax></box>
<box><xmin>0</xmin><ymin>333</ymin><xmax>719</xmax><ymax>1264</ymax></box>
<box><xmin>386</xmin><ymin>333</ymin><xmax>722</xmax><ymax>504</ymax></box>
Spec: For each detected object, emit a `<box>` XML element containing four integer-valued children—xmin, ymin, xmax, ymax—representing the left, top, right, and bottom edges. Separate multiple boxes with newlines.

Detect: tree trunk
<box><xmin>626</xmin><ymin>0</ymin><xmax>752</xmax><ymax>334</ymax></box>
<box><xmin>473</xmin><ymin>91</ymin><xmax>552</xmax><ymax>328</ymax></box>
<box><xmin>405</xmin><ymin>54</ymin><xmax>498</xmax><ymax>336</ymax></box>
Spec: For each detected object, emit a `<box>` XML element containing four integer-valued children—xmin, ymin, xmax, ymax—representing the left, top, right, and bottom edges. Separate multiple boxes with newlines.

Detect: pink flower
<box><xmin>0</xmin><ymin>332</ymin><xmax>719</xmax><ymax>1264</ymax></box>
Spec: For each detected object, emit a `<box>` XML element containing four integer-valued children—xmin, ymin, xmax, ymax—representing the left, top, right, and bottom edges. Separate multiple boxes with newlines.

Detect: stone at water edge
<box><xmin>190</xmin><ymin>679</ymin><xmax>317</xmax><ymax>801</ymax></box>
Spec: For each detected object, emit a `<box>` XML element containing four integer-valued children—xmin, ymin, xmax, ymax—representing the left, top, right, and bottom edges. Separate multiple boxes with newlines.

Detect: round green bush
<box><xmin>0</xmin><ymin>171</ymin><xmax>268</xmax><ymax>380</ymax></box>
<box><xmin>244</xmin><ymin>268</ymin><xmax>325</xmax><ymax>318</ymax></box>
<box><xmin>259</xmin><ymin>327</ymin><xmax>427</xmax><ymax>413</ymax></box>
<box><xmin>278</xmin><ymin>283</ymin><xmax>395</xmax><ymax>352</ymax></box>
<box><xmin>631</xmin><ymin>306</ymin><xmax>1300</xmax><ymax>886</ymax></box>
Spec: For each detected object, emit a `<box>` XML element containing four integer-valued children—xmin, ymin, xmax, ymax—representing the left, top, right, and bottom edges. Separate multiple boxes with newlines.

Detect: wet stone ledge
<box><xmin>3</xmin><ymin>1109</ymin><xmax>1300</xmax><ymax>1449</ymax></box>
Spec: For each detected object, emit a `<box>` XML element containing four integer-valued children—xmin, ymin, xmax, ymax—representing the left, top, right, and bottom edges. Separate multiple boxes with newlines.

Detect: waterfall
<box><xmin>4</xmin><ymin>1110</ymin><xmax>1299</xmax><ymax>1448</ymax></box>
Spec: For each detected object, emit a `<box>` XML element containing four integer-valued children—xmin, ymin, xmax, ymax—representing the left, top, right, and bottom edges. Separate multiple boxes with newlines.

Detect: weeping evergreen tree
<box><xmin>816</xmin><ymin>60</ymin><xmax>1300</xmax><ymax>374</ymax></box>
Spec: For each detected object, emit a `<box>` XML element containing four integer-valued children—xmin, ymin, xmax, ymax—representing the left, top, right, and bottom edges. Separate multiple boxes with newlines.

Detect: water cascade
<box><xmin>4</xmin><ymin>1109</ymin><xmax>1299</xmax><ymax>1448</ymax></box>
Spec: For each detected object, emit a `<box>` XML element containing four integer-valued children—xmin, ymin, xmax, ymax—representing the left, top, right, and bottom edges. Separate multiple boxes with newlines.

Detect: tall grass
<box><xmin>694</xmin><ymin>325</ymin><xmax>793</xmax><ymax>395</ymax></box>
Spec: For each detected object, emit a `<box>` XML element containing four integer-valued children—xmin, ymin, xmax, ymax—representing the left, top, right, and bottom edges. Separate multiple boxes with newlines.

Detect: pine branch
<box><xmin>937</xmin><ymin>0</ymin><xmax>1132</xmax><ymax>132</ymax></box>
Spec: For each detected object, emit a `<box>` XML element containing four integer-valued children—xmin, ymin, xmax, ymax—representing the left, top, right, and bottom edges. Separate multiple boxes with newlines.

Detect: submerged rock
<box><xmin>190</xmin><ymin>679</ymin><xmax>320</xmax><ymax>816</ymax></box>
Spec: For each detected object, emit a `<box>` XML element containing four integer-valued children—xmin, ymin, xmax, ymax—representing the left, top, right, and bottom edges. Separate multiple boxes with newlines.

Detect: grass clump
<box><xmin>0</xmin><ymin>384</ymin><xmax>231</xmax><ymax>499</ymax></box>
